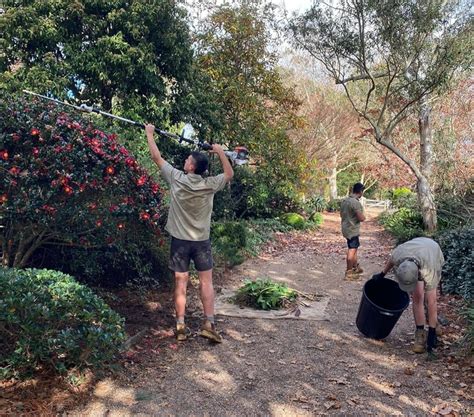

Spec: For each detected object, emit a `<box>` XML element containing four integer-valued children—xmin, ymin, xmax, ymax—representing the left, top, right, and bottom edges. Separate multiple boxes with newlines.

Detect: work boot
<box><xmin>200</xmin><ymin>320</ymin><xmax>222</xmax><ymax>343</ymax></box>
<box><xmin>413</xmin><ymin>328</ymin><xmax>427</xmax><ymax>353</ymax></box>
<box><xmin>175</xmin><ymin>323</ymin><xmax>188</xmax><ymax>342</ymax></box>
<box><xmin>352</xmin><ymin>264</ymin><xmax>364</xmax><ymax>274</ymax></box>
<box><xmin>344</xmin><ymin>269</ymin><xmax>361</xmax><ymax>281</ymax></box>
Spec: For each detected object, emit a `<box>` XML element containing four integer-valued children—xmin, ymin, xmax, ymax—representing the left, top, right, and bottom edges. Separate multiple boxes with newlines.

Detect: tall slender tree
<box><xmin>290</xmin><ymin>0</ymin><xmax>473</xmax><ymax>231</ymax></box>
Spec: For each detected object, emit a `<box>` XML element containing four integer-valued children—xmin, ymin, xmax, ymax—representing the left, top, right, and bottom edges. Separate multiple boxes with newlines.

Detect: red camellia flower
<box><xmin>63</xmin><ymin>185</ymin><xmax>73</xmax><ymax>195</ymax></box>
<box><xmin>117</xmin><ymin>223</ymin><xmax>125</xmax><ymax>230</ymax></box>
<box><xmin>125</xmin><ymin>157</ymin><xmax>136</xmax><ymax>167</ymax></box>
<box><xmin>32</xmin><ymin>147</ymin><xmax>40</xmax><ymax>157</ymax></box>
<box><xmin>96</xmin><ymin>219</ymin><xmax>103</xmax><ymax>227</ymax></box>
<box><xmin>30</xmin><ymin>128</ymin><xmax>40</xmax><ymax>136</ymax></box>
<box><xmin>136</xmin><ymin>175</ymin><xmax>146</xmax><ymax>186</ymax></box>
<box><xmin>88</xmin><ymin>202</ymin><xmax>98</xmax><ymax>210</ymax></box>
<box><xmin>0</xmin><ymin>194</ymin><xmax>8</xmax><ymax>203</ymax></box>
<box><xmin>140</xmin><ymin>212</ymin><xmax>150</xmax><ymax>221</ymax></box>
<box><xmin>1</xmin><ymin>150</ymin><xmax>8</xmax><ymax>160</ymax></box>
<box><xmin>60</xmin><ymin>177</ymin><xmax>69</xmax><ymax>185</ymax></box>
<box><xmin>151</xmin><ymin>183</ymin><xmax>160</xmax><ymax>194</ymax></box>
<box><xmin>109</xmin><ymin>204</ymin><xmax>118</xmax><ymax>213</ymax></box>
<box><xmin>9</xmin><ymin>166</ymin><xmax>20</xmax><ymax>176</ymax></box>
<box><xmin>41</xmin><ymin>204</ymin><xmax>57</xmax><ymax>215</ymax></box>
<box><xmin>105</xmin><ymin>166</ymin><xmax>115</xmax><ymax>175</ymax></box>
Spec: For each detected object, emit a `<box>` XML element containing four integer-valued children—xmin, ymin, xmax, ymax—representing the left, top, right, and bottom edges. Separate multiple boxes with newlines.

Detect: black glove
<box><xmin>427</xmin><ymin>327</ymin><xmax>438</xmax><ymax>352</ymax></box>
<box><xmin>372</xmin><ymin>272</ymin><xmax>386</xmax><ymax>281</ymax></box>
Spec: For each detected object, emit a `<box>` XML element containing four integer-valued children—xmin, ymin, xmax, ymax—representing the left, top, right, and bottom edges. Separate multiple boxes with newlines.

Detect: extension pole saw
<box><xmin>23</xmin><ymin>90</ymin><xmax>249</xmax><ymax>166</ymax></box>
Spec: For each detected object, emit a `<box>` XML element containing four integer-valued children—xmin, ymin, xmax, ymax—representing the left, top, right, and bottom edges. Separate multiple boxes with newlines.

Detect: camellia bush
<box><xmin>0</xmin><ymin>268</ymin><xmax>125</xmax><ymax>379</ymax></box>
<box><xmin>0</xmin><ymin>95</ymin><xmax>164</xmax><ymax>268</ymax></box>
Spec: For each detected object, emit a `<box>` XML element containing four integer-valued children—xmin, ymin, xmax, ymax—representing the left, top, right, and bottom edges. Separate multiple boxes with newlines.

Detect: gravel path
<box><xmin>69</xmin><ymin>212</ymin><xmax>473</xmax><ymax>417</ymax></box>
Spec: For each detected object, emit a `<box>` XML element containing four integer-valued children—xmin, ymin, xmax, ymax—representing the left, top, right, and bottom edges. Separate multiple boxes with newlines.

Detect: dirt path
<box><xmin>70</xmin><ymin>212</ymin><xmax>473</xmax><ymax>416</ymax></box>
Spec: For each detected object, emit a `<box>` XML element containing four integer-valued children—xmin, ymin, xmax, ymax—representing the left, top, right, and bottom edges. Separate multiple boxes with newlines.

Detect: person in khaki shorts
<box><xmin>340</xmin><ymin>183</ymin><xmax>366</xmax><ymax>280</ymax></box>
<box><xmin>145</xmin><ymin>124</ymin><xmax>233</xmax><ymax>343</ymax></box>
<box><xmin>372</xmin><ymin>237</ymin><xmax>445</xmax><ymax>353</ymax></box>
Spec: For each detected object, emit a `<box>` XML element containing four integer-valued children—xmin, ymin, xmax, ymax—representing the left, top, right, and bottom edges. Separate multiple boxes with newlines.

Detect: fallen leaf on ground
<box><xmin>431</xmin><ymin>402</ymin><xmax>460</xmax><ymax>416</ymax></box>
<box><xmin>324</xmin><ymin>401</ymin><xmax>341</xmax><ymax>410</ymax></box>
<box><xmin>404</xmin><ymin>367</ymin><xmax>415</xmax><ymax>375</ymax></box>
<box><xmin>291</xmin><ymin>395</ymin><xmax>310</xmax><ymax>403</ymax></box>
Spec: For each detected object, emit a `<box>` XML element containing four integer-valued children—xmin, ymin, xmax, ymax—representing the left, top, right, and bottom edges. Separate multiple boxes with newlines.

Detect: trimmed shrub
<box><xmin>0</xmin><ymin>268</ymin><xmax>125</xmax><ymax>379</ymax></box>
<box><xmin>281</xmin><ymin>213</ymin><xmax>306</xmax><ymax>229</ymax></box>
<box><xmin>436</xmin><ymin>227</ymin><xmax>474</xmax><ymax>301</ymax></box>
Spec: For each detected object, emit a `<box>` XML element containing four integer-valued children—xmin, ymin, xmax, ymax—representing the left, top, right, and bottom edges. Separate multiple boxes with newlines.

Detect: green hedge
<box><xmin>0</xmin><ymin>269</ymin><xmax>125</xmax><ymax>379</ymax></box>
<box><xmin>211</xmin><ymin>222</ymin><xmax>247</xmax><ymax>267</ymax></box>
<box><xmin>436</xmin><ymin>228</ymin><xmax>474</xmax><ymax>301</ymax></box>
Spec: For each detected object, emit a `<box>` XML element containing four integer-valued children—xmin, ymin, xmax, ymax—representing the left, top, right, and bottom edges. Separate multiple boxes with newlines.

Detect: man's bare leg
<box><xmin>198</xmin><ymin>269</ymin><xmax>214</xmax><ymax>317</ymax></box>
<box><xmin>346</xmin><ymin>248</ymin><xmax>357</xmax><ymax>271</ymax></box>
<box><xmin>198</xmin><ymin>269</ymin><xmax>222</xmax><ymax>343</ymax></box>
<box><xmin>412</xmin><ymin>281</ymin><xmax>426</xmax><ymax>326</ymax></box>
<box><xmin>175</xmin><ymin>272</ymin><xmax>189</xmax><ymax>321</ymax></box>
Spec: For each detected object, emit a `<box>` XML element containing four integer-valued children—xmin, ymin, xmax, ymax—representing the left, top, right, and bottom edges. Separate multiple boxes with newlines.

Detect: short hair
<box><xmin>190</xmin><ymin>151</ymin><xmax>209</xmax><ymax>175</ymax></box>
<box><xmin>353</xmin><ymin>182</ymin><xmax>365</xmax><ymax>194</ymax></box>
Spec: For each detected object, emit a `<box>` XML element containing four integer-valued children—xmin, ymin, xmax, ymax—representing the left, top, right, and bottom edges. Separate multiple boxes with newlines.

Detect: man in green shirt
<box><xmin>372</xmin><ymin>237</ymin><xmax>444</xmax><ymax>353</ymax></box>
<box><xmin>145</xmin><ymin>124</ymin><xmax>234</xmax><ymax>343</ymax></box>
<box><xmin>340</xmin><ymin>183</ymin><xmax>366</xmax><ymax>280</ymax></box>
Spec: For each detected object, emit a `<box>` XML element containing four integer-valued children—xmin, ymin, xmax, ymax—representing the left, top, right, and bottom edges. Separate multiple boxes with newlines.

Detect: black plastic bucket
<box><xmin>356</xmin><ymin>277</ymin><xmax>410</xmax><ymax>340</ymax></box>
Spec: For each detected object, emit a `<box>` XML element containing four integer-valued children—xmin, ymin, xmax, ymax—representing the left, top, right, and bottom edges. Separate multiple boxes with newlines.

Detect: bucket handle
<box><xmin>379</xmin><ymin>311</ymin><xmax>395</xmax><ymax>317</ymax></box>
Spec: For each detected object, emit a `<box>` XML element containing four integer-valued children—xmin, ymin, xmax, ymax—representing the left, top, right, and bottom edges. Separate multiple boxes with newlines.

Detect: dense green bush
<box><xmin>305</xmin><ymin>195</ymin><xmax>327</xmax><ymax>214</ymax></box>
<box><xmin>33</xmin><ymin>238</ymin><xmax>171</xmax><ymax>288</ymax></box>
<box><xmin>281</xmin><ymin>212</ymin><xmax>306</xmax><ymax>229</ymax></box>
<box><xmin>234</xmin><ymin>278</ymin><xmax>297</xmax><ymax>310</ymax></box>
<box><xmin>379</xmin><ymin>207</ymin><xmax>424</xmax><ymax>243</ymax></box>
<box><xmin>212</xmin><ymin>165</ymin><xmax>304</xmax><ymax>221</ymax></box>
<box><xmin>436</xmin><ymin>194</ymin><xmax>473</xmax><ymax>231</ymax></box>
<box><xmin>309</xmin><ymin>212</ymin><xmax>324</xmax><ymax>227</ymax></box>
<box><xmin>436</xmin><ymin>228</ymin><xmax>473</xmax><ymax>301</ymax></box>
<box><xmin>326</xmin><ymin>198</ymin><xmax>342</xmax><ymax>212</ymax></box>
<box><xmin>390</xmin><ymin>187</ymin><xmax>416</xmax><ymax>208</ymax></box>
<box><xmin>211</xmin><ymin>222</ymin><xmax>247</xmax><ymax>267</ymax></box>
<box><xmin>0</xmin><ymin>268</ymin><xmax>125</xmax><ymax>379</ymax></box>
<box><xmin>464</xmin><ymin>305</ymin><xmax>474</xmax><ymax>355</ymax></box>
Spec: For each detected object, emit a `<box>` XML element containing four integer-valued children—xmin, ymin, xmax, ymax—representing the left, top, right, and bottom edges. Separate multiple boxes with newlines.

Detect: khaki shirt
<box><xmin>161</xmin><ymin>161</ymin><xmax>227</xmax><ymax>241</ymax></box>
<box><xmin>340</xmin><ymin>195</ymin><xmax>364</xmax><ymax>239</ymax></box>
<box><xmin>391</xmin><ymin>237</ymin><xmax>445</xmax><ymax>291</ymax></box>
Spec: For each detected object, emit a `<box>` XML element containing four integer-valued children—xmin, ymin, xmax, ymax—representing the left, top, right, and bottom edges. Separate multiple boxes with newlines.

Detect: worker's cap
<box><xmin>394</xmin><ymin>260</ymin><xmax>419</xmax><ymax>293</ymax></box>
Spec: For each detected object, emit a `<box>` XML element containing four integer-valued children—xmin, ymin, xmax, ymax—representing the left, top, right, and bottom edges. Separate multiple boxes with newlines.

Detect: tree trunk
<box><xmin>328</xmin><ymin>154</ymin><xmax>338</xmax><ymax>200</ymax></box>
<box><xmin>418</xmin><ymin>99</ymin><xmax>437</xmax><ymax>232</ymax></box>
<box><xmin>417</xmin><ymin>175</ymin><xmax>437</xmax><ymax>233</ymax></box>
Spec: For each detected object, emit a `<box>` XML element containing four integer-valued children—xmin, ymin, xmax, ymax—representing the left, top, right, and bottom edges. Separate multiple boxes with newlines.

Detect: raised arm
<box><xmin>145</xmin><ymin>124</ymin><xmax>166</xmax><ymax>168</ymax></box>
<box><xmin>210</xmin><ymin>144</ymin><xmax>234</xmax><ymax>182</ymax></box>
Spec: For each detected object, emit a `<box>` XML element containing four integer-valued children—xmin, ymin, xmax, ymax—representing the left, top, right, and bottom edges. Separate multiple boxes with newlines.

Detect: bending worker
<box><xmin>372</xmin><ymin>237</ymin><xmax>444</xmax><ymax>353</ymax></box>
<box><xmin>145</xmin><ymin>124</ymin><xmax>233</xmax><ymax>343</ymax></box>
